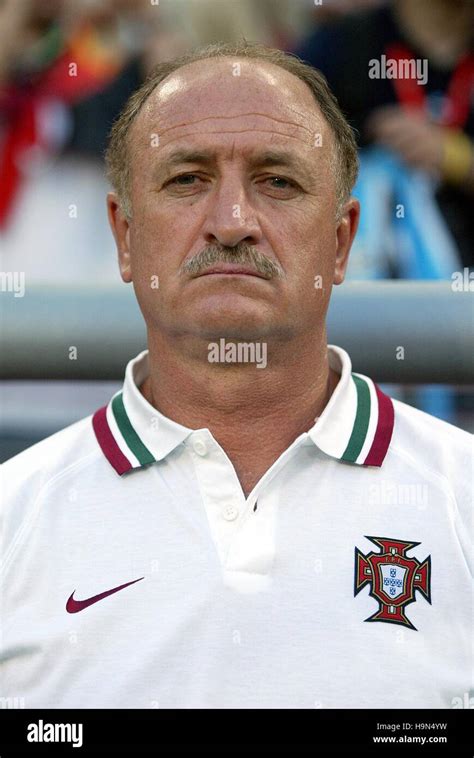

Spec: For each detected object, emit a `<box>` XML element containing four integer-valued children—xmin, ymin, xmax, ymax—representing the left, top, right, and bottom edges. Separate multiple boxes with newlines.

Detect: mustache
<box><xmin>181</xmin><ymin>243</ymin><xmax>284</xmax><ymax>279</ymax></box>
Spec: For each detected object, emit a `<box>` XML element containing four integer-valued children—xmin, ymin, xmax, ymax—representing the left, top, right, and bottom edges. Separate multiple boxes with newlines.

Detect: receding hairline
<box><xmin>128</xmin><ymin>54</ymin><xmax>331</xmax><ymax>150</ymax></box>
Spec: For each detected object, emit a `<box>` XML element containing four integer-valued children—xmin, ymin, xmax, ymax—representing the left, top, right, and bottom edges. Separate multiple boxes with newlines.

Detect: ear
<box><xmin>107</xmin><ymin>192</ymin><xmax>132</xmax><ymax>283</ymax></box>
<box><xmin>334</xmin><ymin>197</ymin><xmax>360</xmax><ymax>285</ymax></box>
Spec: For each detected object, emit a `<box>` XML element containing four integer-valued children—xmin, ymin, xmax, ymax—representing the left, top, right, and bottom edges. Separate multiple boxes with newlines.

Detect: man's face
<box><xmin>108</xmin><ymin>58</ymin><xmax>358</xmax><ymax>346</ymax></box>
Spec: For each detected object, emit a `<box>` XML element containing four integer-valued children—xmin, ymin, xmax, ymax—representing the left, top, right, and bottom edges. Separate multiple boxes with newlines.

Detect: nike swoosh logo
<box><xmin>66</xmin><ymin>577</ymin><xmax>144</xmax><ymax>613</ymax></box>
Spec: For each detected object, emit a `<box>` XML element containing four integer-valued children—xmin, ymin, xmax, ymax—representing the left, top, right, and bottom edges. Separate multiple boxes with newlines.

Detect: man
<box><xmin>1</xmin><ymin>41</ymin><xmax>472</xmax><ymax>709</ymax></box>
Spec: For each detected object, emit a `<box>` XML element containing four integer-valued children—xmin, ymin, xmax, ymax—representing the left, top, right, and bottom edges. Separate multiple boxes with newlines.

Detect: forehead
<box><xmin>132</xmin><ymin>57</ymin><xmax>330</xmax><ymax>155</ymax></box>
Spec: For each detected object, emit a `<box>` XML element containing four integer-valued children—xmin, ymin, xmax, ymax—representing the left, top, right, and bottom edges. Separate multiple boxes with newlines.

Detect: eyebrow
<box><xmin>154</xmin><ymin>147</ymin><xmax>309</xmax><ymax>180</ymax></box>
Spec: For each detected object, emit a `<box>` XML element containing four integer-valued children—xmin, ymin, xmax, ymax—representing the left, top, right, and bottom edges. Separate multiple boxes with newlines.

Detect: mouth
<box><xmin>196</xmin><ymin>263</ymin><xmax>269</xmax><ymax>279</ymax></box>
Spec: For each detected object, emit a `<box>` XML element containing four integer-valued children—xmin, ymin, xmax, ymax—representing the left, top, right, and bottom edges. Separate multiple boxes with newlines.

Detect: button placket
<box><xmin>187</xmin><ymin>435</ymin><xmax>248</xmax><ymax>565</ymax></box>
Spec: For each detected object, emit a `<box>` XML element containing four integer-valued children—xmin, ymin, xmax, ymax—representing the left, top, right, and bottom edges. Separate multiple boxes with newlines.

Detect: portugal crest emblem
<box><xmin>354</xmin><ymin>536</ymin><xmax>431</xmax><ymax>630</ymax></box>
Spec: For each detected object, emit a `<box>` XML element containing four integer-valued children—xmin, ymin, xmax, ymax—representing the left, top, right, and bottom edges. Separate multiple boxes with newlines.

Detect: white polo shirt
<box><xmin>1</xmin><ymin>346</ymin><xmax>472</xmax><ymax>709</ymax></box>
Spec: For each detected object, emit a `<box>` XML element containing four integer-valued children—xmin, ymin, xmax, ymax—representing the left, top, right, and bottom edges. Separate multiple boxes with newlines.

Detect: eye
<box><xmin>265</xmin><ymin>176</ymin><xmax>294</xmax><ymax>189</ymax></box>
<box><xmin>258</xmin><ymin>175</ymin><xmax>301</xmax><ymax>197</ymax></box>
<box><xmin>168</xmin><ymin>173</ymin><xmax>200</xmax><ymax>186</ymax></box>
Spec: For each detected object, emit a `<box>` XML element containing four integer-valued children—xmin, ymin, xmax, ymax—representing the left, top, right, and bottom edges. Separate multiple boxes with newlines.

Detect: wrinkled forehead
<box><xmin>131</xmin><ymin>57</ymin><xmax>331</xmax><ymax>153</ymax></box>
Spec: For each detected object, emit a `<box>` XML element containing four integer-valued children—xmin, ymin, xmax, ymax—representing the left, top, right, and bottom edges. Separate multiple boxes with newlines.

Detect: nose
<box><xmin>202</xmin><ymin>174</ymin><xmax>263</xmax><ymax>249</ymax></box>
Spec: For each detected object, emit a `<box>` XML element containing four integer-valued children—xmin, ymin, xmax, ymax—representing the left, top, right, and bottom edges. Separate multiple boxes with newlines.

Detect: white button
<box><xmin>192</xmin><ymin>438</ymin><xmax>208</xmax><ymax>456</ymax></box>
<box><xmin>222</xmin><ymin>504</ymin><xmax>239</xmax><ymax>521</ymax></box>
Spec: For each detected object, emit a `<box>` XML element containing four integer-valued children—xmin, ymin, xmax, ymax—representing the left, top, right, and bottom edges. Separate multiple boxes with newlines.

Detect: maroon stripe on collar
<box><xmin>363</xmin><ymin>383</ymin><xmax>395</xmax><ymax>467</ymax></box>
<box><xmin>92</xmin><ymin>405</ymin><xmax>132</xmax><ymax>475</ymax></box>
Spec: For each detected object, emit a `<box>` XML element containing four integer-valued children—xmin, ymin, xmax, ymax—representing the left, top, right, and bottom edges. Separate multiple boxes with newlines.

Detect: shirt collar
<box><xmin>308</xmin><ymin>345</ymin><xmax>394</xmax><ymax>467</ymax></box>
<box><xmin>92</xmin><ymin>346</ymin><xmax>394</xmax><ymax>476</ymax></box>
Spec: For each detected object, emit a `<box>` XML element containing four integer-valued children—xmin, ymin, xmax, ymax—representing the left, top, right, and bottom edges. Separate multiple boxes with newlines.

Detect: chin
<box><xmin>194</xmin><ymin>316</ymin><xmax>274</xmax><ymax>342</ymax></box>
<box><xmin>189</xmin><ymin>294</ymin><xmax>272</xmax><ymax>335</ymax></box>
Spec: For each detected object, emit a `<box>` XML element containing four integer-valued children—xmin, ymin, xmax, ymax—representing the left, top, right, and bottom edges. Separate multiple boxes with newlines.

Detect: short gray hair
<box><xmin>105</xmin><ymin>40</ymin><xmax>359</xmax><ymax>219</ymax></box>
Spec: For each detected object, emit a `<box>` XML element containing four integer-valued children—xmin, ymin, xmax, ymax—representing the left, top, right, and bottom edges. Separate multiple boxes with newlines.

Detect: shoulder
<box><xmin>391</xmin><ymin>396</ymin><xmax>472</xmax><ymax>464</ymax></box>
<box><xmin>388</xmin><ymin>396</ymin><xmax>472</xmax><ymax>511</ymax></box>
<box><xmin>1</xmin><ymin>414</ymin><xmax>100</xmax><ymax>489</ymax></box>
<box><xmin>0</xmin><ymin>414</ymin><xmax>102</xmax><ymax>568</ymax></box>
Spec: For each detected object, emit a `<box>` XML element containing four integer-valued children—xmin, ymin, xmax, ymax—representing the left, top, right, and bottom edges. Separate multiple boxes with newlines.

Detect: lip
<box><xmin>197</xmin><ymin>264</ymin><xmax>268</xmax><ymax>279</ymax></box>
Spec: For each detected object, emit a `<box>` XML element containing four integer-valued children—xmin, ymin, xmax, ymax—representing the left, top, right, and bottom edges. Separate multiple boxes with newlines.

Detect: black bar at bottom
<box><xmin>0</xmin><ymin>709</ymin><xmax>472</xmax><ymax>756</ymax></box>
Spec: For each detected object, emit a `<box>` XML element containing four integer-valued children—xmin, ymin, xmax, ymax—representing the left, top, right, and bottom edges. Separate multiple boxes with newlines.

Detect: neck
<box><xmin>140</xmin><ymin>330</ymin><xmax>339</xmax><ymax>497</ymax></box>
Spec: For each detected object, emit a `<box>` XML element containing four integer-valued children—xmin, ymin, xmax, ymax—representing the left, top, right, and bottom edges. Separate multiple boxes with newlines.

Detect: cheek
<box><xmin>129</xmin><ymin>210</ymin><xmax>201</xmax><ymax>299</ymax></box>
<box><xmin>128</xmin><ymin>223</ymin><xmax>162</xmax><ymax>293</ymax></box>
<box><xmin>273</xmin><ymin>211</ymin><xmax>336</xmax><ymax>283</ymax></box>
<box><xmin>129</xmin><ymin>205</ymin><xmax>174</xmax><ymax>265</ymax></box>
<box><xmin>133</xmin><ymin>188</ymin><xmax>202</xmax><ymax>254</ymax></box>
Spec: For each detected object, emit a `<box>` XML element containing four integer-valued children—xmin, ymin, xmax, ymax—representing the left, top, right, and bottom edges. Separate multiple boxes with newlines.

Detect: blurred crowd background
<box><xmin>1</xmin><ymin>0</ymin><xmax>473</xmax><ymax>460</ymax></box>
